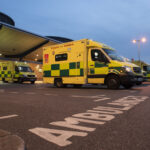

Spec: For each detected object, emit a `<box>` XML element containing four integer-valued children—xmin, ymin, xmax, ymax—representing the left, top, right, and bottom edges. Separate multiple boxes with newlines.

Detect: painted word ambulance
<box><xmin>0</xmin><ymin>61</ymin><xmax>37</xmax><ymax>84</ymax></box>
<box><xmin>43</xmin><ymin>39</ymin><xmax>143</xmax><ymax>89</ymax></box>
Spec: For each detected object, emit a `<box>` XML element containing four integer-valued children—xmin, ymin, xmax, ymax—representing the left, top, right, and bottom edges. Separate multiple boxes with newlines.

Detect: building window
<box><xmin>55</xmin><ymin>53</ymin><xmax>68</xmax><ymax>61</ymax></box>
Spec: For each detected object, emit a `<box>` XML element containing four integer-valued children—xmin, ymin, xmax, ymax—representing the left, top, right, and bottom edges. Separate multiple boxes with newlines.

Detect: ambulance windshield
<box><xmin>147</xmin><ymin>66</ymin><xmax>150</xmax><ymax>71</ymax></box>
<box><xmin>103</xmin><ymin>49</ymin><xmax>124</xmax><ymax>62</ymax></box>
<box><xmin>18</xmin><ymin>66</ymin><xmax>33</xmax><ymax>72</ymax></box>
<box><xmin>144</xmin><ymin>66</ymin><xmax>150</xmax><ymax>71</ymax></box>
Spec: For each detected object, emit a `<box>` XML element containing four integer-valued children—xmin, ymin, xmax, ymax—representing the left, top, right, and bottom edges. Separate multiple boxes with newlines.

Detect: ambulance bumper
<box><xmin>143</xmin><ymin>77</ymin><xmax>148</xmax><ymax>82</ymax></box>
<box><xmin>120</xmin><ymin>74</ymin><xmax>143</xmax><ymax>85</ymax></box>
<box><xmin>21</xmin><ymin>77</ymin><xmax>37</xmax><ymax>82</ymax></box>
<box><xmin>147</xmin><ymin>77</ymin><xmax>150</xmax><ymax>82</ymax></box>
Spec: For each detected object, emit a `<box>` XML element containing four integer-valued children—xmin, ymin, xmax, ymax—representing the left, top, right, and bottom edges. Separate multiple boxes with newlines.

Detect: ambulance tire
<box><xmin>31</xmin><ymin>81</ymin><xmax>35</xmax><ymax>84</ymax></box>
<box><xmin>55</xmin><ymin>78</ymin><xmax>64</xmax><ymax>88</ymax></box>
<box><xmin>73</xmin><ymin>84</ymin><xmax>82</xmax><ymax>88</ymax></box>
<box><xmin>18</xmin><ymin>78</ymin><xmax>23</xmax><ymax>84</ymax></box>
<box><xmin>2</xmin><ymin>78</ymin><xmax>8</xmax><ymax>83</ymax></box>
<box><xmin>63</xmin><ymin>84</ymin><xmax>67</xmax><ymax>88</ymax></box>
<box><xmin>136</xmin><ymin>81</ymin><xmax>142</xmax><ymax>85</ymax></box>
<box><xmin>123</xmin><ymin>84</ymin><xmax>133</xmax><ymax>89</ymax></box>
<box><xmin>106</xmin><ymin>75</ymin><xmax>120</xmax><ymax>89</ymax></box>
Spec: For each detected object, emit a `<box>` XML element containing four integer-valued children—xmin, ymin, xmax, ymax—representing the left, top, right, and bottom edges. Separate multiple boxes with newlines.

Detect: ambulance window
<box><xmin>3</xmin><ymin>66</ymin><xmax>7</xmax><ymax>70</ymax></box>
<box><xmin>55</xmin><ymin>53</ymin><xmax>67</xmax><ymax>61</ymax></box>
<box><xmin>91</xmin><ymin>49</ymin><xmax>103</xmax><ymax>61</ymax></box>
<box><xmin>15</xmin><ymin>66</ymin><xmax>19</xmax><ymax>72</ymax></box>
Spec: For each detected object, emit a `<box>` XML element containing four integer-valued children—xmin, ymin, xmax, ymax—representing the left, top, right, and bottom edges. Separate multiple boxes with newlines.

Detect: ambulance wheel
<box><xmin>18</xmin><ymin>78</ymin><xmax>23</xmax><ymax>84</ymax></box>
<box><xmin>123</xmin><ymin>84</ymin><xmax>133</xmax><ymax>89</ymax></box>
<box><xmin>73</xmin><ymin>84</ymin><xmax>82</xmax><ymax>88</ymax></box>
<box><xmin>63</xmin><ymin>84</ymin><xmax>67</xmax><ymax>88</ymax></box>
<box><xmin>106</xmin><ymin>75</ymin><xmax>120</xmax><ymax>89</ymax></box>
<box><xmin>2</xmin><ymin>78</ymin><xmax>8</xmax><ymax>83</ymax></box>
<box><xmin>31</xmin><ymin>81</ymin><xmax>35</xmax><ymax>84</ymax></box>
<box><xmin>136</xmin><ymin>81</ymin><xmax>142</xmax><ymax>85</ymax></box>
<box><xmin>55</xmin><ymin>78</ymin><xmax>64</xmax><ymax>88</ymax></box>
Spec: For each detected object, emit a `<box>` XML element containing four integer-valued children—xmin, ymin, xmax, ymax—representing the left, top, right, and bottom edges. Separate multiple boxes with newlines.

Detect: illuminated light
<box><xmin>36</xmin><ymin>54</ymin><xmax>39</xmax><ymax>57</ymax></box>
<box><xmin>132</xmin><ymin>40</ymin><xmax>136</xmax><ymax>43</ymax></box>
<box><xmin>141</xmin><ymin>37</ymin><xmax>146</xmax><ymax>43</ymax></box>
<box><xmin>36</xmin><ymin>65</ymin><xmax>39</xmax><ymax>69</ymax></box>
<box><xmin>35</xmin><ymin>58</ymin><xmax>38</xmax><ymax>61</ymax></box>
<box><xmin>132</xmin><ymin>37</ymin><xmax>147</xmax><ymax>67</ymax></box>
<box><xmin>39</xmin><ymin>69</ymin><xmax>42</xmax><ymax>72</ymax></box>
<box><xmin>0</xmin><ymin>53</ymin><xmax>2</xmax><ymax>56</ymax></box>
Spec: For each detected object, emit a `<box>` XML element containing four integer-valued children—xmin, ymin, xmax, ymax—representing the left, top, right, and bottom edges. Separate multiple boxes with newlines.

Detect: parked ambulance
<box><xmin>43</xmin><ymin>39</ymin><xmax>143</xmax><ymax>89</ymax></box>
<box><xmin>0</xmin><ymin>61</ymin><xmax>37</xmax><ymax>84</ymax></box>
<box><xmin>143</xmin><ymin>65</ymin><xmax>150</xmax><ymax>81</ymax></box>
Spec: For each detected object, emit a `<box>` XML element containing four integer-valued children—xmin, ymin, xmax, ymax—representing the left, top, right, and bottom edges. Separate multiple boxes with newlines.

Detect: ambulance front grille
<box><xmin>28</xmin><ymin>75</ymin><xmax>35</xmax><ymax>77</ymax></box>
<box><xmin>133</xmin><ymin>67</ymin><xmax>141</xmax><ymax>74</ymax></box>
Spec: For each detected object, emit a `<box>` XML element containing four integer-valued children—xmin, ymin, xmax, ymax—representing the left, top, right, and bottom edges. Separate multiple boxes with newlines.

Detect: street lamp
<box><xmin>132</xmin><ymin>37</ymin><xmax>147</xmax><ymax>66</ymax></box>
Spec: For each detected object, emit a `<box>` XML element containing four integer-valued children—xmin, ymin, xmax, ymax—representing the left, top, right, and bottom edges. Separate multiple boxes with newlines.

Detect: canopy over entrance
<box><xmin>0</xmin><ymin>22</ymin><xmax>61</xmax><ymax>61</ymax></box>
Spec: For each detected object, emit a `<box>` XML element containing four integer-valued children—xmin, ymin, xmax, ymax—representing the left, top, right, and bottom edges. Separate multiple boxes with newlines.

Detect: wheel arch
<box><xmin>104</xmin><ymin>73</ymin><xmax>120</xmax><ymax>85</ymax></box>
<box><xmin>54</xmin><ymin>77</ymin><xmax>63</xmax><ymax>86</ymax></box>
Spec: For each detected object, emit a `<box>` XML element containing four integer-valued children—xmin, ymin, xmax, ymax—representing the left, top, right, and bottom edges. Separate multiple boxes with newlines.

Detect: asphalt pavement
<box><xmin>0</xmin><ymin>82</ymin><xmax>150</xmax><ymax>150</ymax></box>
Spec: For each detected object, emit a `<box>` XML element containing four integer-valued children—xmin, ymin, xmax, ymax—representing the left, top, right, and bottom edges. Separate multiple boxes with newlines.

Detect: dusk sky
<box><xmin>1</xmin><ymin>0</ymin><xmax>150</xmax><ymax>63</ymax></box>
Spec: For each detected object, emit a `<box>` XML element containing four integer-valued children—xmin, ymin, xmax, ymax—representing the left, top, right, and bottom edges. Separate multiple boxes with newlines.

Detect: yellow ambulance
<box><xmin>143</xmin><ymin>65</ymin><xmax>150</xmax><ymax>81</ymax></box>
<box><xmin>0</xmin><ymin>61</ymin><xmax>37</xmax><ymax>84</ymax></box>
<box><xmin>43</xmin><ymin>39</ymin><xmax>143</xmax><ymax>89</ymax></box>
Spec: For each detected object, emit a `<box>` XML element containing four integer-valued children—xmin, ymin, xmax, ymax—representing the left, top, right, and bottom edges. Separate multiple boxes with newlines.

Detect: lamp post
<box><xmin>132</xmin><ymin>37</ymin><xmax>146</xmax><ymax>67</ymax></box>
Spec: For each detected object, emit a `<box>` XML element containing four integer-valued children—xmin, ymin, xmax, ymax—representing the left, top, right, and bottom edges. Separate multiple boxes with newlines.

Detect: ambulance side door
<box><xmin>88</xmin><ymin>48</ymin><xmax>109</xmax><ymax>83</ymax></box>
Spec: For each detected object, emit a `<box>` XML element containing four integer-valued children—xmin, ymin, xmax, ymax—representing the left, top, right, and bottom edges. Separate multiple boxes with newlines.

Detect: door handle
<box><xmin>90</xmin><ymin>65</ymin><xmax>94</xmax><ymax>66</ymax></box>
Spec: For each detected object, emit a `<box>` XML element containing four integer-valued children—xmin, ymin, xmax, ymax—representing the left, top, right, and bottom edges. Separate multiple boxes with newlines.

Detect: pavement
<box><xmin>0</xmin><ymin>82</ymin><xmax>150</xmax><ymax>150</ymax></box>
<box><xmin>0</xmin><ymin>129</ymin><xmax>25</xmax><ymax>150</ymax></box>
<box><xmin>0</xmin><ymin>80</ymin><xmax>43</xmax><ymax>150</ymax></box>
<box><xmin>0</xmin><ymin>80</ymin><xmax>43</xmax><ymax>84</ymax></box>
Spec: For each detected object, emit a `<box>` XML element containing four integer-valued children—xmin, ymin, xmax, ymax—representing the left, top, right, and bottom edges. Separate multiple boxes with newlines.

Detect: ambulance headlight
<box><xmin>124</xmin><ymin>66</ymin><xmax>133</xmax><ymax>72</ymax></box>
<box><xmin>23</xmin><ymin>74</ymin><xmax>27</xmax><ymax>77</ymax></box>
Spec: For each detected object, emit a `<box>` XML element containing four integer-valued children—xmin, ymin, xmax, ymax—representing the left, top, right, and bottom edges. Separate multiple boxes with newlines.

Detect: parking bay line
<box><xmin>0</xmin><ymin>114</ymin><xmax>18</xmax><ymax>120</ymax></box>
<box><xmin>71</xmin><ymin>95</ymin><xmax>110</xmax><ymax>102</ymax></box>
<box><xmin>8</xmin><ymin>91</ymin><xmax>19</xmax><ymax>94</ymax></box>
<box><xmin>25</xmin><ymin>92</ymin><xmax>36</xmax><ymax>95</ymax></box>
<box><xmin>129</xmin><ymin>91</ymin><xmax>137</xmax><ymax>93</ymax></box>
<box><xmin>44</xmin><ymin>93</ymin><xmax>58</xmax><ymax>96</ymax></box>
<box><xmin>4</xmin><ymin>91</ymin><xmax>58</xmax><ymax>96</ymax></box>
